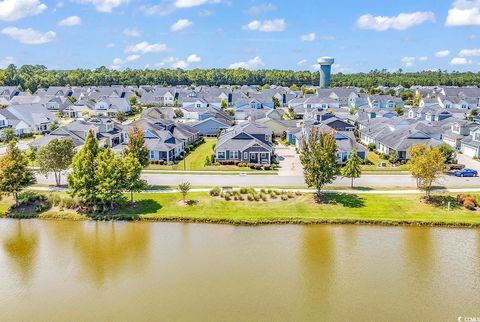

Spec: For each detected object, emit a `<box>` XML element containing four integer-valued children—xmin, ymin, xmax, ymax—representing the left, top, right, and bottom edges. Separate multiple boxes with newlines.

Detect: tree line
<box><xmin>1</xmin><ymin>65</ymin><xmax>480</xmax><ymax>93</ymax></box>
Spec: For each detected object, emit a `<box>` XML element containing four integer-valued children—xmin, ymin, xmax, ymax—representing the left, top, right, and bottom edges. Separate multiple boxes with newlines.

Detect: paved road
<box><xmin>36</xmin><ymin>172</ymin><xmax>480</xmax><ymax>188</ymax></box>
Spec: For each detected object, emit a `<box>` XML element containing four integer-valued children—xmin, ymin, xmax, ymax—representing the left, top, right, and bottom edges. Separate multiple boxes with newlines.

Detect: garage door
<box><xmin>463</xmin><ymin>145</ymin><xmax>477</xmax><ymax>158</ymax></box>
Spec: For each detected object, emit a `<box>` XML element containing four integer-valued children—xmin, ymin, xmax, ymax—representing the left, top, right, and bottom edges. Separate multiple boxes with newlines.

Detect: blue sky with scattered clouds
<box><xmin>0</xmin><ymin>0</ymin><xmax>479</xmax><ymax>73</ymax></box>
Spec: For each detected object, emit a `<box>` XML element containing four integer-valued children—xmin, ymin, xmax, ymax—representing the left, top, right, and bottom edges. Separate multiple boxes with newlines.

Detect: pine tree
<box><xmin>300</xmin><ymin>128</ymin><xmax>339</xmax><ymax>198</ymax></box>
<box><xmin>123</xmin><ymin>153</ymin><xmax>147</xmax><ymax>207</ymax></box>
<box><xmin>0</xmin><ymin>141</ymin><xmax>36</xmax><ymax>206</ymax></box>
<box><xmin>341</xmin><ymin>150</ymin><xmax>362</xmax><ymax>188</ymax></box>
<box><xmin>37</xmin><ymin>138</ymin><xmax>75</xmax><ymax>186</ymax></box>
<box><xmin>124</xmin><ymin>127</ymin><xmax>149</xmax><ymax>168</ymax></box>
<box><xmin>96</xmin><ymin>147</ymin><xmax>125</xmax><ymax>211</ymax></box>
<box><xmin>67</xmin><ymin>131</ymin><xmax>99</xmax><ymax>209</ymax></box>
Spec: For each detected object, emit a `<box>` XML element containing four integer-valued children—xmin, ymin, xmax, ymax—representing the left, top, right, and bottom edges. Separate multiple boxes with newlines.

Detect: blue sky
<box><xmin>0</xmin><ymin>0</ymin><xmax>479</xmax><ymax>73</ymax></box>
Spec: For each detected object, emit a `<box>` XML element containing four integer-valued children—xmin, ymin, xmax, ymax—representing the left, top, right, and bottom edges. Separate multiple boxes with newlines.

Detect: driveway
<box><xmin>275</xmin><ymin>145</ymin><xmax>303</xmax><ymax>176</ymax></box>
<box><xmin>457</xmin><ymin>154</ymin><xmax>480</xmax><ymax>171</ymax></box>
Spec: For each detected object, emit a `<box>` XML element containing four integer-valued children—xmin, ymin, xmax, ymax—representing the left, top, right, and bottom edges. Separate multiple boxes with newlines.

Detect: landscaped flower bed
<box><xmin>209</xmin><ymin>187</ymin><xmax>301</xmax><ymax>202</ymax></box>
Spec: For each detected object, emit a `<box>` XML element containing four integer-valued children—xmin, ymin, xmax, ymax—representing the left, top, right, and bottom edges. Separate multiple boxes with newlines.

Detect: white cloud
<box><xmin>401</xmin><ymin>56</ymin><xmax>416</xmax><ymax>67</ymax></box>
<box><xmin>300</xmin><ymin>32</ymin><xmax>316</xmax><ymax>42</ymax></box>
<box><xmin>446</xmin><ymin>0</ymin><xmax>480</xmax><ymax>26</ymax></box>
<box><xmin>110</xmin><ymin>54</ymin><xmax>140</xmax><ymax>69</ymax></box>
<box><xmin>170</xmin><ymin>18</ymin><xmax>193</xmax><ymax>32</ymax></box>
<box><xmin>229</xmin><ymin>56</ymin><xmax>264</xmax><ymax>70</ymax></box>
<box><xmin>459</xmin><ymin>48</ymin><xmax>480</xmax><ymax>57</ymax></box>
<box><xmin>156</xmin><ymin>54</ymin><xmax>201</xmax><ymax>69</ymax></box>
<box><xmin>125</xmin><ymin>41</ymin><xmax>169</xmax><ymax>54</ymax></box>
<box><xmin>418</xmin><ymin>56</ymin><xmax>429</xmax><ymax>61</ymax></box>
<box><xmin>106</xmin><ymin>42</ymin><xmax>115</xmax><ymax>48</ymax></box>
<box><xmin>450</xmin><ymin>57</ymin><xmax>473</xmax><ymax>65</ymax></box>
<box><xmin>186</xmin><ymin>54</ymin><xmax>201</xmax><ymax>63</ymax></box>
<box><xmin>297</xmin><ymin>59</ymin><xmax>307</xmax><ymax>66</ymax></box>
<box><xmin>57</xmin><ymin>15</ymin><xmax>81</xmax><ymax>26</ymax></box>
<box><xmin>174</xmin><ymin>0</ymin><xmax>220</xmax><ymax>8</ymax></box>
<box><xmin>123</xmin><ymin>28</ymin><xmax>141</xmax><ymax>37</ymax></box>
<box><xmin>1</xmin><ymin>27</ymin><xmax>55</xmax><ymax>44</ymax></box>
<box><xmin>245</xmin><ymin>3</ymin><xmax>276</xmax><ymax>15</ymax></box>
<box><xmin>243</xmin><ymin>19</ymin><xmax>286</xmax><ymax>32</ymax></box>
<box><xmin>76</xmin><ymin>0</ymin><xmax>129</xmax><ymax>13</ymax></box>
<box><xmin>0</xmin><ymin>56</ymin><xmax>15</xmax><ymax>68</ymax></box>
<box><xmin>356</xmin><ymin>11</ymin><xmax>435</xmax><ymax>31</ymax></box>
<box><xmin>435</xmin><ymin>50</ymin><xmax>451</xmax><ymax>57</ymax></box>
<box><xmin>139</xmin><ymin>3</ymin><xmax>175</xmax><ymax>16</ymax></box>
<box><xmin>0</xmin><ymin>0</ymin><xmax>47</xmax><ymax>21</ymax></box>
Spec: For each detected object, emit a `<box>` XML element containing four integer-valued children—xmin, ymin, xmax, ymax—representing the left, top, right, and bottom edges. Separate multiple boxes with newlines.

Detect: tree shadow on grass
<box><xmin>317</xmin><ymin>193</ymin><xmax>365</xmax><ymax>208</ymax></box>
<box><xmin>425</xmin><ymin>195</ymin><xmax>460</xmax><ymax>210</ymax></box>
<box><xmin>116</xmin><ymin>200</ymin><xmax>163</xmax><ymax>220</ymax></box>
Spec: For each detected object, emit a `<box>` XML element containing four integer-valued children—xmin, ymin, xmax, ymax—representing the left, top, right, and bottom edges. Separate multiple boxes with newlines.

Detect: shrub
<box><xmin>464</xmin><ymin>196</ymin><xmax>477</xmax><ymax>207</ymax></box>
<box><xmin>254</xmin><ymin>164</ymin><xmax>263</xmax><ymax>170</ymax></box>
<box><xmin>254</xmin><ymin>194</ymin><xmax>261</xmax><ymax>202</ymax></box>
<box><xmin>239</xmin><ymin>187</ymin><xmax>248</xmax><ymax>194</ymax></box>
<box><xmin>367</xmin><ymin>143</ymin><xmax>376</xmax><ymax>151</ymax></box>
<box><xmin>209</xmin><ymin>187</ymin><xmax>221</xmax><ymax>197</ymax></box>
<box><xmin>224</xmin><ymin>195</ymin><xmax>232</xmax><ymax>201</ymax></box>
<box><xmin>464</xmin><ymin>199</ymin><xmax>476</xmax><ymax>210</ymax></box>
<box><xmin>260</xmin><ymin>188</ymin><xmax>267</xmax><ymax>193</ymax></box>
<box><xmin>287</xmin><ymin>192</ymin><xmax>295</xmax><ymax>199</ymax></box>
<box><xmin>281</xmin><ymin>195</ymin><xmax>288</xmax><ymax>201</ymax></box>
<box><xmin>261</xmin><ymin>195</ymin><xmax>268</xmax><ymax>202</ymax></box>
<box><xmin>247</xmin><ymin>194</ymin><xmax>254</xmax><ymax>201</ymax></box>
<box><xmin>238</xmin><ymin>195</ymin><xmax>244</xmax><ymax>201</ymax></box>
<box><xmin>457</xmin><ymin>194</ymin><xmax>468</xmax><ymax>203</ymax></box>
<box><xmin>269</xmin><ymin>192</ymin><xmax>277</xmax><ymax>199</ymax></box>
<box><xmin>263</xmin><ymin>165</ymin><xmax>272</xmax><ymax>170</ymax></box>
<box><xmin>18</xmin><ymin>191</ymin><xmax>46</xmax><ymax>206</ymax></box>
<box><xmin>295</xmin><ymin>191</ymin><xmax>302</xmax><ymax>196</ymax></box>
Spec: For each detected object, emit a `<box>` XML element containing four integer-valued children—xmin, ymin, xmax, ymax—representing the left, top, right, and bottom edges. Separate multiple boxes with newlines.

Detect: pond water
<box><xmin>0</xmin><ymin>220</ymin><xmax>479</xmax><ymax>321</ymax></box>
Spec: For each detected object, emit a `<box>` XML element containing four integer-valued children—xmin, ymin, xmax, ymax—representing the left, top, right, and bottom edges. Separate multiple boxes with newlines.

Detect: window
<box><xmin>150</xmin><ymin>151</ymin><xmax>155</xmax><ymax>159</ymax></box>
<box><xmin>0</xmin><ymin>120</ymin><xmax>5</xmax><ymax>127</ymax></box>
<box><xmin>230</xmin><ymin>151</ymin><xmax>238</xmax><ymax>159</ymax></box>
<box><xmin>218</xmin><ymin>151</ymin><xmax>225</xmax><ymax>159</ymax></box>
<box><xmin>260</xmin><ymin>153</ymin><xmax>268</xmax><ymax>159</ymax></box>
<box><xmin>243</xmin><ymin>152</ymin><xmax>248</xmax><ymax>159</ymax></box>
<box><xmin>475</xmin><ymin>133</ymin><xmax>480</xmax><ymax>142</ymax></box>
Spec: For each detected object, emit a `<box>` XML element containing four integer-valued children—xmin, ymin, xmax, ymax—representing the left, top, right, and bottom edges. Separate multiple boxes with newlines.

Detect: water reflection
<box><xmin>2</xmin><ymin>221</ymin><xmax>39</xmax><ymax>284</ymax></box>
<box><xmin>46</xmin><ymin>221</ymin><xmax>151</xmax><ymax>287</ymax></box>
<box><xmin>404</xmin><ymin>228</ymin><xmax>433</xmax><ymax>274</ymax></box>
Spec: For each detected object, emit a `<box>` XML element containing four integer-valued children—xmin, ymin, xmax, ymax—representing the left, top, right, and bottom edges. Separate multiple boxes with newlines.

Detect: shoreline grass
<box><xmin>1</xmin><ymin>192</ymin><xmax>480</xmax><ymax>228</ymax></box>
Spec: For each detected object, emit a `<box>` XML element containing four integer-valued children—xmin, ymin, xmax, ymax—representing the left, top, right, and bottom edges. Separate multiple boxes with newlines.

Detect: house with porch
<box><xmin>215</xmin><ymin>122</ymin><xmax>274</xmax><ymax>164</ymax></box>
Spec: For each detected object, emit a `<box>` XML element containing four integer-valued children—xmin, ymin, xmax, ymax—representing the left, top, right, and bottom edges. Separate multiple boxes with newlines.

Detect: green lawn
<box><xmin>361</xmin><ymin>151</ymin><xmax>410</xmax><ymax>173</ymax></box>
<box><xmin>2</xmin><ymin>191</ymin><xmax>480</xmax><ymax>227</ymax></box>
<box><xmin>146</xmin><ymin>138</ymin><xmax>263</xmax><ymax>172</ymax></box>
<box><xmin>119</xmin><ymin>192</ymin><xmax>480</xmax><ymax>226</ymax></box>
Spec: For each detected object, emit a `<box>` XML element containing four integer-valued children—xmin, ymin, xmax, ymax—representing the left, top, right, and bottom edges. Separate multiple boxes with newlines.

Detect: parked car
<box><xmin>454</xmin><ymin>168</ymin><xmax>478</xmax><ymax>177</ymax></box>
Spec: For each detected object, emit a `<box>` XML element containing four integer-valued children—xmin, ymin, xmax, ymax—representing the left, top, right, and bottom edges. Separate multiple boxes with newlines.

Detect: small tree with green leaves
<box><xmin>123</xmin><ymin>153</ymin><xmax>147</xmax><ymax>207</ymax></box>
<box><xmin>438</xmin><ymin>143</ymin><xmax>456</xmax><ymax>164</ymax></box>
<box><xmin>178</xmin><ymin>182</ymin><xmax>191</xmax><ymax>204</ymax></box>
<box><xmin>67</xmin><ymin>131</ymin><xmax>99</xmax><ymax>209</ymax></box>
<box><xmin>174</xmin><ymin>108</ymin><xmax>184</xmax><ymax>118</ymax></box>
<box><xmin>0</xmin><ymin>141</ymin><xmax>36</xmax><ymax>206</ymax></box>
<box><xmin>272</xmin><ymin>96</ymin><xmax>281</xmax><ymax>108</ymax></box>
<box><xmin>341</xmin><ymin>150</ymin><xmax>363</xmax><ymax>188</ymax></box>
<box><xmin>221</xmin><ymin>99</ymin><xmax>228</xmax><ymax>109</ymax></box>
<box><xmin>124</xmin><ymin>126</ymin><xmax>149</xmax><ymax>168</ymax></box>
<box><xmin>37</xmin><ymin>138</ymin><xmax>75</xmax><ymax>186</ymax></box>
<box><xmin>300</xmin><ymin>128</ymin><xmax>339</xmax><ymax>198</ymax></box>
<box><xmin>1</xmin><ymin>127</ymin><xmax>16</xmax><ymax>143</ymax></box>
<box><xmin>408</xmin><ymin>144</ymin><xmax>446</xmax><ymax>200</ymax></box>
<box><xmin>116</xmin><ymin>111</ymin><xmax>127</xmax><ymax>122</ymax></box>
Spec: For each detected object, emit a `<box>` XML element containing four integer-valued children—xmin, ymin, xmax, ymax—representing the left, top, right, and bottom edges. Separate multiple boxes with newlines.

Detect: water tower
<box><xmin>317</xmin><ymin>57</ymin><xmax>334</xmax><ymax>88</ymax></box>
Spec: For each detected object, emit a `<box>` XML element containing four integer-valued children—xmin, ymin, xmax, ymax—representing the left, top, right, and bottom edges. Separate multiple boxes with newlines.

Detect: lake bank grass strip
<box><xmin>1</xmin><ymin>192</ymin><xmax>480</xmax><ymax>228</ymax></box>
